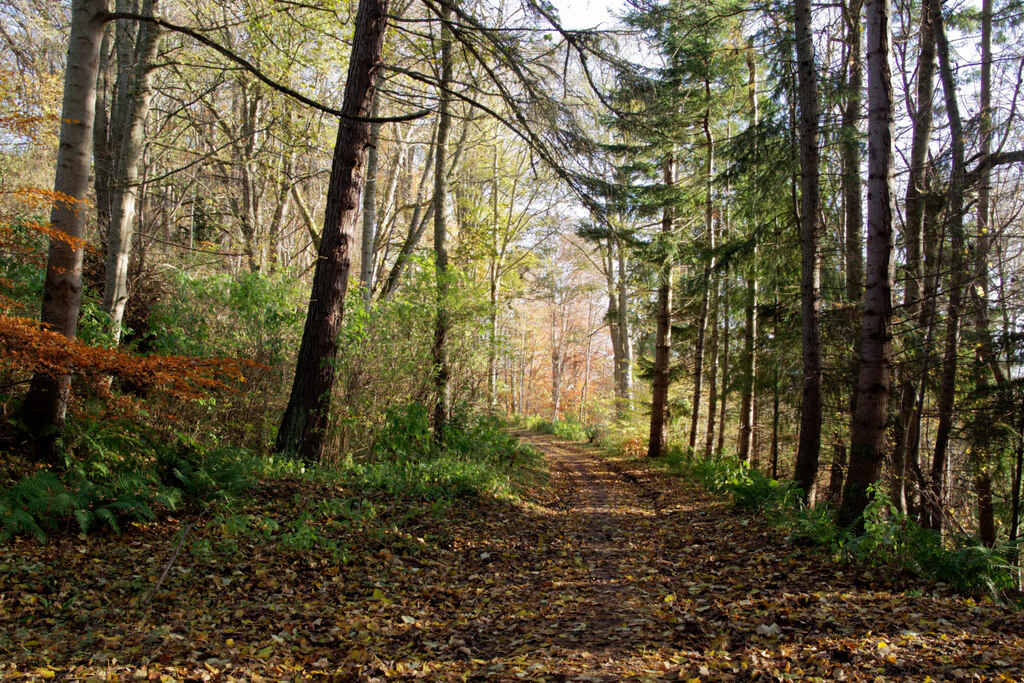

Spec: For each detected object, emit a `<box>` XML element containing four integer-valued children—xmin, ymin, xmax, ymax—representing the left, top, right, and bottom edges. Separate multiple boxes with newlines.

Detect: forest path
<box><xmin>432</xmin><ymin>431</ymin><xmax>1024</xmax><ymax>682</ymax></box>
<box><xmin>4</xmin><ymin>433</ymin><xmax>1024</xmax><ymax>682</ymax></box>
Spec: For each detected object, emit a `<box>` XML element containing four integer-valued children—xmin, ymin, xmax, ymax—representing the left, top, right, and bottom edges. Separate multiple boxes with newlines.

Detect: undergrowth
<box><xmin>667</xmin><ymin>452</ymin><xmax>1020</xmax><ymax>601</ymax></box>
<box><xmin>516</xmin><ymin>414</ymin><xmax>598</xmax><ymax>443</ymax></box>
<box><xmin>2</xmin><ymin>404</ymin><xmax>538</xmax><ymax>545</ymax></box>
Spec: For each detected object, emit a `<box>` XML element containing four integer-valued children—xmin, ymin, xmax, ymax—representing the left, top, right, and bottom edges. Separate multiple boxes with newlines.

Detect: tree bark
<box><xmin>842</xmin><ymin>0</ymin><xmax>865</xmax><ymax>303</ymax></box>
<box><xmin>717</xmin><ymin>271</ymin><xmax>730</xmax><ymax>458</ymax></box>
<box><xmin>793</xmin><ymin>0</ymin><xmax>824</xmax><ymax>504</ymax></box>
<box><xmin>102</xmin><ymin>0</ymin><xmax>160</xmax><ymax>342</ymax></box>
<box><xmin>969</xmin><ymin>0</ymin><xmax>1002</xmax><ymax>546</ymax></box>
<box><xmin>274</xmin><ymin>0</ymin><xmax>391</xmax><ymax>462</ymax></box>
<box><xmin>431</xmin><ymin>1</ymin><xmax>453</xmax><ymax>439</ymax></box>
<box><xmin>738</xmin><ymin>254</ymin><xmax>757</xmax><ymax>464</ymax></box>
<box><xmin>890</xmin><ymin>0</ymin><xmax>936</xmax><ymax>511</ymax></box>
<box><xmin>18</xmin><ymin>0</ymin><xmax>109</xmax><ymax>458</ymax></box>
<box><xmin>738</xmin><ymin>47</ymin><xmax>759</xmax><ymax>465</ymax></box>
<box><xmin>689</xmin><ymin>101</ymin><xmax>714</xmax><ymax>452</ymax></box>
<box><xmin>840</xmin><ymin>0</ymin><xmax>896</xmax><ymax>527</ymax></box>
<box><xmin>703</xmin><ymin>272</ymin><xmax>719</xmax><ymax>459</ymax></box>
<box><xmin>617</xmin><ymin>244</ymin><xmax>633</xmax><ymax>409</ymax></box>
<box><xmin>359</xmin><ymin>92</ymin><xmax>381</xmax><ymax>302</ymax></box>
<box><xmin>927</xmin><ymin>0</ymin><xmax>969</xmax><ymax>532</ymax></box>
<box><xmin>648</xmin><ymin>153</ymin><xmax>675</xmax><ymax>459</ymax></box>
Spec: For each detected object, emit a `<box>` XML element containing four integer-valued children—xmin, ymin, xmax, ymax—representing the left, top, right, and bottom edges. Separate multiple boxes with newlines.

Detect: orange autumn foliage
<box><xmin>0</xmin><ymin>315</ymin><xmax>263</xmax><ymax>401</ymax></box>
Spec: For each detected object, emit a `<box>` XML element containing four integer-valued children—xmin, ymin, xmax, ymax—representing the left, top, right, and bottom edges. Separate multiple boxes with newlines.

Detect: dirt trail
<box><xmin>430</xmin><ymin>432</ymin><xmax>1024</xmax><ymax>681</ymax></box>
<box><xmin>4</xmin><ymin>433</ymin><xmax>1024</xmax><ymax>682</ymax></box>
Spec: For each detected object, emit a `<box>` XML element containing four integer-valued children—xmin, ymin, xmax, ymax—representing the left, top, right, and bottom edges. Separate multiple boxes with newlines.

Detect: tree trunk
<box><xmin>840</xmin><ymin>0</ymin><xmax>896</xmax><ymax>527</ymax></box>
<box><xmin>703</xmin><ymin>273</ymin><xmax>719</xmax><ymax>459</ymax></box>
<box><xmin>842</xmin><ymin>0</ymin><xmax>865</xmax><ymax>303</ymax></box>
<box><xmin>689</xmin><ymin>101</ymin><xmax>715</xmax><ymax>451</ymax></box>
<box><xmin>793</xmin><ymin>0</ymin><xmax>824</xmax><ymax>503</ymax></box>
<box><xmin>927</xmin><ymin>0</ymin><xmax>969</xmax><ymax>533</ymax></box>
<box><xmin>102</xmin><ymin>0</ymin><xmax>160</xmax><ymax>342</ymax></box>
<box><xmin>969</xmin><ymin>0</ymin><xmax>1003</xmax><ymax>544</ymax></box>
<box><xmin>431</xmin><ymin>1</ymin><xmax>453</xmax><ymax>439</ymax></box>
<box><xmin>648</xmin><ymin>153</ymin><xmax>675</xmax><ymax>459</ymax></box>
<box><xmin>717</xmin><ymin>273</ymin><xmax>730</xmax><ymax>457</ymax></box>
<box><xmin>93</xmin><ymin>24</ymin><xmax>113</xmax><ymax>237</ymax></box>
<box><xmin>891</xmin><ymin>0</ymin><xmax>936</xmax><ymax>513</ymax></box>
<box><xmin>605</xmin><ymin>243</ymin><xmax>625</xmax><ymax>410</ymax></box>
<box><xmin>737</xmin><ymin>48</ymin><xmax>759</xmax><ymax>465</ymax></box>
<box><xmin>18</xmin><ymin>0</ymin><xmax>109</xmax><ymax>459</ymax></box>
<box><xmin>359</xmin><ymin>92</ymin><xmax>381</xmax><ymax>302</ymax></box>
<box><xmin>738</xmin><ymin>246</ymin><xmax>757</xmax><ymax>464</ymax></box>
<box><xmin>274</xmin><ymin>0</ymin><xmax>391</xmax><ymax>462</ymax></box>
<box><xmin>617</xmin><ymin>245</ymin><xmax>633</xmax><ymax>409</ymax></box>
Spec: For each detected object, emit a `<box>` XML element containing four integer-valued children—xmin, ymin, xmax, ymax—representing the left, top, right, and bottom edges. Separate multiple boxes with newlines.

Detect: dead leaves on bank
<box><xmin>3</xmin><ymin>436</ymin><xmax>1024</xmax><ymax>681</ymax></box>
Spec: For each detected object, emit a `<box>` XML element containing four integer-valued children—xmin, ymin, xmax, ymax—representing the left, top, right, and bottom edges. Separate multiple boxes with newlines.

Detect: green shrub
<box><xmin>1</xmin><ymin>422</ymin><xmax>254</xmax><ymax>541</ymax></box>
<box><xmin>349</xmin><ymin>404</ymin><xmax>539</xmax><ymax>504</ymax></box>
<box><xmin>521</xmin><ymin>415</ymin><xmax>593</xmax><ymax>442</ymax></box>
<box><xmin>0</xmin><ymin>469</ymin><xmax>176</xmax><ymax>542</ymax></box>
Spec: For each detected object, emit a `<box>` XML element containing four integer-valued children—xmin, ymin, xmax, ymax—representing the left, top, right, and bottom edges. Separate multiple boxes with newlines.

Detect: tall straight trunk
<box><xmin>689</xmin><ymin>102</ymin><xmax>715</xmax><ymax>451</ymax></box>
<box><xmin>839</xmin><ymin>0</ymin><xmax>896</xmax><ymax>527</ymax></box>
<box><xmin>717</xmin><ymin>272</ymin><xmax>730</xmax><ymax>457</ymax></box>
<box><xmin>551</xmin><ymin>306</ymin><xmax>563</xmax><ymax>421</ymax></box>
<box><xmin>488</xmin><ymin>276</ymin><xmax>499</xmax><ymax>407</ymax></box>
<box><xmin>738</xmin><ymin>251</ymin><xmax>757</xmax><ymax>464</ymax></box>
<box><xmin>487</xmin><ymin>148</ymin><xmax>502</xmax><ymax>408</ymax></box>
<box><xmin>793</xmin><ymin>0</ymin><xmax>824</xmax><ymax>503</ymax></box>
<box><xmin>891</xmin><ymin>0</ymin><xmax>936</xmax><ymax>511</ymax></box>
<box><xmin>842</xmin><ymin>0</ymin><xmax>865</xmax><ymax>302</ymax></box>
<box><xmin>770</xmin><ymin>287</ymin><xmax>781</xmax><ymax>478</ymax></box>
<box><xmin>431</xmin><ymin>1</ymin><xmax>453</xmax><ymax>439</ymax></box>
<box><xmin>102</xmin><ymin>0</ymin><xmax>160</xmax><ymax>342</ymax></box>
<box><xmin>617</xmin><ymin>245</ymin><xmax>633</xmax><ymax>407</ymax></box>
<box><xmin>648</xmin><ymin>153</ymin><xmax>675</xmax><ymax>459</ymax></box>
<box><xmin>1010</xmin><ymin>408</ymin><xmax>1024</xmax><ymax>564</ymax></box>
<box><xmin>970</xmin><ymin>0</ymin><xmax>1001</xmax><ymax>546</ymax></box>
<box><xmin>605</xmin><ymin>243</ymin><xmax>625</xmax><ymax>410</ymax></box>
<box><xmin>274</xmin><ymin>0</ymin><xmax>391</xmax><ymax>462</ymax></box>
<box><xmin>738</xmin><ymin>47</ymin><xmax>759</xmax><ymax>464</ymax></box>
<box><xmin>93</xmin><ymin>25</ymin><xmax>113</xmax><ymax>236</ymax></box>
<box><xmin>359</xmin><ymin>92</ymin><xmax>381</xmax><ymax>301</ymax></box>
<box><xmin>703</xmin><ymin>273</ymin><xmax>719</xmax><ymax>459</ymax></box>
<box><xmin>18</xmin><ymin>0</ymin><xmax>108</xmax><ymax>458</ymax></box>
<box><xmin>927</xmin><ymin>0</ymin><xmax>969</xmax><ymax>532</ymax></box>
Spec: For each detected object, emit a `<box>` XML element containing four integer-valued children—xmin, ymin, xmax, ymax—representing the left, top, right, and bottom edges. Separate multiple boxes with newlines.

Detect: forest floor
<box><xmin>3</xmin><ymin>432</ymin><xmax>1024</xmax><ymax>682</ymax></box>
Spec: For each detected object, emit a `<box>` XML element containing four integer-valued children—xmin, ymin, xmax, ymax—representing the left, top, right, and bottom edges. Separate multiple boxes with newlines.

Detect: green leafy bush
<box><xmin>1</xmin><ymin>420</ymin><xmax>254</xmax><ymax>541</ymax></box>
<box><xmin>348</xmin><ymin>404</ymin><xmax>540</xmax><ymax>504</ymax></box>
<box><xmin>0</xmin><ymin>469</ymin><xmax>176</xmax><ymax>542</ymax></box>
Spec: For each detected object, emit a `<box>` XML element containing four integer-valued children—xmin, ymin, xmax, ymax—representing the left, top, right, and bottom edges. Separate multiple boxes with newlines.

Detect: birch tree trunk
<box><xmin>274</xmin><ymin>0</ymin><xmax>392</xmax><ymax>462</ymax></box>
<box><xmin>18</xmin><ymin>0</ymin><xmax>109</xmax><ymax>459</ymax></box>
<box><xmin>431</xmin><ymin>1</ymin><xmax>453</xmax><ymax>439</ymax></box>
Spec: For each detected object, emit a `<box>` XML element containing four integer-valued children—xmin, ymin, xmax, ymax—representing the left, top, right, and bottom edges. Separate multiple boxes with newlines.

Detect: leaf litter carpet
<box><xmin>3</xmin><ymin>432</ymin><xmax>1024</xmax><ymax>681</ymax></box>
